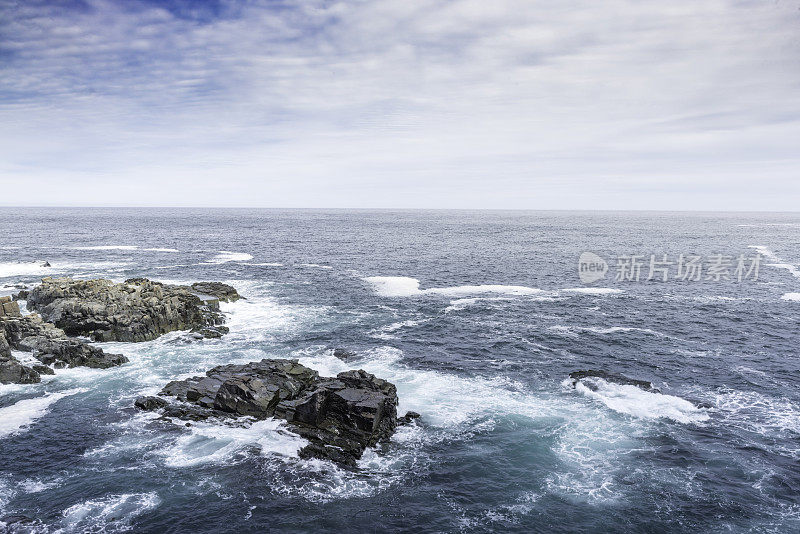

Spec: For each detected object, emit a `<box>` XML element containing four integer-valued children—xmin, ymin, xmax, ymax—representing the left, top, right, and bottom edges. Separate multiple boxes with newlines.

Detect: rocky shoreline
<box><xmin>2</xmin><ymin>277</ymin><xmax>412</xmax><ymax>466</ymax></box>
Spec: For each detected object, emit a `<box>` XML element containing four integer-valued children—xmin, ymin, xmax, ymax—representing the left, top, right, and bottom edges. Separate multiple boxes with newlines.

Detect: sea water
<box><xmin>0</xmin><ymin>208</ymin><xmax>799</xmax><ymax>533</ymax></box>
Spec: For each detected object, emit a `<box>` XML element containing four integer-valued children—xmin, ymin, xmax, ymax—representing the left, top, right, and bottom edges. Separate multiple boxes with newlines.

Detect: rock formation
<box><xmin>136</xmin><ymin>358</ymin><xmax>414</xmax><ymax>466</ymax></box>
<box><xmin>27</xmin><ymin>277</ymin><xmax>240</xmax><ymax>342</ymax></box>
<box><xmin>0</xmin><ymin>295</ymin><xmax>126</xmax><ymax>384</ymax></box>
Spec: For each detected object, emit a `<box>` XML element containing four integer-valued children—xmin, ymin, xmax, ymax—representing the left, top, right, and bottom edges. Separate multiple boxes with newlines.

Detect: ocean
<box><xmin>1</xmin><ymin>208</ymin><xmax>799</xmax><ymax>533</ymax></box>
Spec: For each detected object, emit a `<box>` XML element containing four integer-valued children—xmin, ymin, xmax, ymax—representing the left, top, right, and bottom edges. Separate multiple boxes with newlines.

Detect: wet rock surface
<box><xmin>136</xmin><ymin>358</ymin><xmax>403</xmax><ymax>466</ymax></box>
<box><xmin>568</xmin><ymin>370</ymin><xmax>656</xmax><ymax>391</ymax></box>
<box><xmin>27</xmin><ymin>277</ymin><xmax>240</xmax><ymax>342</ymax></box>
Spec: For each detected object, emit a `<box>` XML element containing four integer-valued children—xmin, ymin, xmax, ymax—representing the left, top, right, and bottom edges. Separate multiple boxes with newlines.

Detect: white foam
<box><xmin>567</xmin><ymin>377</ymin><xmax>708</xmax><ymax>424</ymax></box>
<box><xmin>368</xmin><ymin>319</ymin><xmax>424</xmax><ymax>340</ymax></box>
<box><xmin>60</xmin><ymin>492</ymin><xmax>160</xmax><ymax>532</ymax></box>
<box><xmin>71</xmin><ymin>245</ymin><xmax>138</xmax><ymax>250</ymax></box>
<box><xmin>561</xmin><ymin>287</ymin><xmax>622</xmax><ymax>295</ymax></box>
<box><xmin>0</xmin><ymin>262</ymin><xmax>53</xmax><ymax>278</ymax></box>
<box><xmin>768</xmin><ymin>263</ymin><xmax>800</xmax><ymax>279</ymax></box>
<box><xmin>549</xmin><ymin>325</ymin><xmax>664</xmax><ymax>338</ymax></box>
<box><xmin>782</xmin><ymin>292</ymin><xmax>800</xmax><ymax>302</ymax></box>
<box><xmin>242</xmin><ymin>262</ymin><xmax>284</xmax><ymax>267</ymax></box>
<box><xmin>201</xmin><ymin>251</ymin><xmax>254</xmax><ymax>264</ymax></box>
<box><xmin>748</xmin><ymin>245</ymin><xmax>780</xmax><ymax>262</ymax></box>
<box><xmin>0</xmin><ymin>388</ymin><xmax>88</xmax><ymax>438</ymax></box>
<box><xmin>19</xmin><ymin>477</ymin><xmax>62</xmax><ymax>493</ymax></box>
<box><xmin>158</xmin><ymin>418</ymin><xmax>307</xmax><ymax>467</ymax></box>
<box><xmin>364</xmin><ymin>276</ymin><xmax>542</xmax><ymax>298</ymax></box>
<box><xmin>749</xmin><ymin>245</ymin><xmax>800</xmax><ymax>279</ymax></box>
<box><xmin>445</xmin><ymin>297</ymin><xmax>516</xmax><ymax>312</ymax></box>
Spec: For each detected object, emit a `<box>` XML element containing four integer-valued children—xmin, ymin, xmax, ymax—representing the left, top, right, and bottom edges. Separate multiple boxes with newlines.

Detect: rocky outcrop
<box><xmin>568</xmin><ymin>370</ymin><xmax>656</xmax><ymax>391</ymax></box>
<box><xmin>0</xmin><ymin>312</ymin><xmax>127</xmax><ymax>379</ymax></box>
<box><xmin>190</xmin><ymin>282</ymin><xmax>242</xmax><ymax>302</ymax></box>
<box><xmin>27</xmin><ymin>277</ymin><xmax>240</xmax><ymax>342</ymax></box>
<box><xmin>136</xmin><ymin>359</ymin><xmax>410</xmax><ymax>466</ymax></box>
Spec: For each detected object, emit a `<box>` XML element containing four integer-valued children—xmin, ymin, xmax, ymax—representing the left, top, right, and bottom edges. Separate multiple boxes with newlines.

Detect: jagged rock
<box><xmin>190</xmin><ymin>282</ymin><xmax>242</xmax><ymax>302</ymax></box>
<box><xmin>332</xmin><ymin>348</ymin><xmax>357</xmax><ymax>361</ymax></box>
<box><xmin>13</xmin><ymin>290</ymin><xmax>29</xmax><ymax>301</ymax></box>
<box><xmin>32</xmin><ymin>364</ymin><xmax>54</xmax><ymax>376</ymax></box>
<box><xmin>0</xmin><ymin>358</ymin><xmax>40</xmax><ymax>384</ymax></box>
<box><xmin>0</xmin><ymin>314</ymin><xmax>127</xmax><ymax>372</ymax></box>
<box><xmin>190</xmin><ymin>325</ymin><xmax>229</xmax><ymax>339</ymax></box>
<box><xmin>139</xmin><ymin>359</ymin><xmax>399</xmax><ymax>466</ymax></box>
<box><xmin>568</xmin><ymin>370</ymin><xmax>656</xmax><ymax>391</ymax></box>
<box><xmin>0</xmin><ymin>296</ymin><xmax>21</xmax><ymax>318</ymax></box>
<box><xmin>398</xmin><ymin>411</ymin><xmax>421</xmax><ymax>425</ymax></box>
<box><xmin>27</xmin><ymin>277</ymin><xmax>235</xmax><ymax>342</ymax></box>
<box><xmin>134</xmin><ymin>396</ymin><xmax>168</xmax><ymax>411</ymax></box>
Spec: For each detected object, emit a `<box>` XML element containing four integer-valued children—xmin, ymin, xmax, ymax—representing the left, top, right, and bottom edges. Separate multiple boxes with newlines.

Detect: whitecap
<box><xmin>445</xmin><ymin>296</ymin><xmax>516</xmax><ymax>312</ymax></box>
<box><xmin>201</xmin><ymin>251</ymin><xmax>254</xmax><ymax>264</ymax></box>
<box><xmin>560</xmin><ymin>287</ymin><xmax>622</xmax><ymax>295</ymax></box>
<box><xmin>364</xmin><ymin>276</ymin><xmax>542</xmax><ymax>298</ymax></box>
<box><xmin>297</xmin><ymin>263</ymin><xmax>333</xmax><ymax>270</ymax></box>
<box><xmin>567</xmin><ymin>377</ymin><xmax>708</xmax><ymax>424</ymax></box>
<box><xmin>548</xmin><ymin>325</ymin><xmax>664</xmax><ymax>338</ymax></box>
<box><xmin>782</xmin><ymin>292</ymin><xmax>800</xmax><ymax>302</ymax></box>
<box><xmin>71</xmin><ymin>245</ymin><xmax>138</xmax><ymax>251</ymax></box>
<box><xmin>60</xmin><ymin>492</ymin><xmax>160</xmax><ymax>532</ymax></box>
<box><xmin>0</xmin><ymin>388</ymin><xmax>88</xmax><ymax>439</ymax></box>
<box><xmin>0</xmin><ymin>261</ymin><xmax>53</xmax><ymax>278</ymax></box>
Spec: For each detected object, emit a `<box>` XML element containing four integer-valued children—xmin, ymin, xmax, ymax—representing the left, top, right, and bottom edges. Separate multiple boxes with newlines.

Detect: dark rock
<box><xmin>398</xmin><ymin>411</ymin><xmax>421</xmax><ymax>425</ymax></box>
<box><xmin>0</xmin><ymin>314</ymin><xmax>127</xmax><ymax>372</ymax></box>
<box><xmin>190</xmin><ymin>282</ymin><xmax>242</xmax><ymax>302</ymax></box>
<box><xmin>134</xmin><ymin>396</ymin><xmax>169</xmax><ymax>411</ymax></box>
<box><xmin>32</xmin><ymin>364</ymin><xmax>54</xmax><ymax>375</ymax></box>
<box><xmin>1</xmin><ymin>514</ymin><xmax>37</xmax><ymax>527</ymax></box>
<box><xmin>26</xmin><ymin>277</ymin><xmax>235</xmax><ymax>342</ymax></box>
<box><xmin>332</xmin><ymin>348</ymin><xmax>358</xmax><ymax>362</ymax></box>
<box><xmin>568</xmin><ymin>370</ymin><xmax>656</xmax><ymax>391</ymax></box>
<box><xmin>12</xmin><ymin>290</ymin><xmax>29</xmax><ymax>301</ymax></box>
<box><xmin>190</xmin><ymin>325</ymin><xmax>229</xmax><ymax>339</ymax></box>
<box><xmin>146</xmin><ymin>359</ymin><xmax>399</xmax><ymax>466</ymax></box>
<box><xmin>42</xmin><ymin>261</ymin><xmax>51</xmax><ymax>267</ymax></box>
<box><xmin>0</xmin><ymin>358</ymin><xmax>40</xmax><ymax>384</ymax></box>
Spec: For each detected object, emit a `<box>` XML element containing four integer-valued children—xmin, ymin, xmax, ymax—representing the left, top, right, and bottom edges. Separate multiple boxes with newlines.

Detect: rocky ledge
<box><xmin>135</xmin><ymin>358</ymin><xmax>419</xmax><ymax>466</ymax></box>
<box><xmin>0</xmin><ymin>296</ymin><xmax>127</xmax><ymax>384</ymax></box>
<box><xmin>27</xmin><ymin>277</ymin><xmax>241</xmax><ymax>342</ymax></box>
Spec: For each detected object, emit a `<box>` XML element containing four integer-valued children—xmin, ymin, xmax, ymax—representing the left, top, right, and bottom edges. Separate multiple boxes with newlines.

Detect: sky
<box><xmin>0</xmin><ymin>0</ymin><xmax>799</xmax><ymax>209</ymax></box>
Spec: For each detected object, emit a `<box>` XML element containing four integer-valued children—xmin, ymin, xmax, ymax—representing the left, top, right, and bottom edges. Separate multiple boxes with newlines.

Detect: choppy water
<box><xmin>1</xmin><ymin>208</ymin><xmax>799</xmax><ymax>533</ymax></box>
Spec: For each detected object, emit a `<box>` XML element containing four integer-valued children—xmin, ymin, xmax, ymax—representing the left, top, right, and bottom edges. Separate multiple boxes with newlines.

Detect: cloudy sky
<box><xmin>1</xmin><ymin>0</ymin><xmax>798</xmax><ymax>209</ymax></box>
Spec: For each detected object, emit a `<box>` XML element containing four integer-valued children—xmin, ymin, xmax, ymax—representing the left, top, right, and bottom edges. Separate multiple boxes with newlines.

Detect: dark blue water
<box><xmin>1</xmin><ymin>208</ymin><xmax>799</xmax><ymax>533</ymax></box>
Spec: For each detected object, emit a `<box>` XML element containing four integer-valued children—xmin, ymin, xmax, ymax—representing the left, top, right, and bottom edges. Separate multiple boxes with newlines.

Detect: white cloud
<box><xmin>0</xmin><ymin>0</ymin><xmax>798</xmax><ymax>208</ymax></box>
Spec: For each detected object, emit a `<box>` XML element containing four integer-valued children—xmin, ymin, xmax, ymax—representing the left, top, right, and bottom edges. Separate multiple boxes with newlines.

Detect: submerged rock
<box><xmin>332</xmin><ymin>348</ymin><xmax>358</xmax><ymax>362</ymax></box>
<box><xmin>27</xmin><ymin>277</ymin><xmax>240</xmax><ymax>342</ymax></box>
<box><xmin>136</xmin><ymin>358</ymin><xmax>401</xmax><ymax>466</ymax></box>
<box><xmin>568</xmin><ymin>370</ymin><xmax>656</xmax><ymax>391</ymax></box>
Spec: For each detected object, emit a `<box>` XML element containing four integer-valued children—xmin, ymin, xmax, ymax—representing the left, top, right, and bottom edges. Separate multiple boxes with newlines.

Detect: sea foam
<box><xmin>202</xmin><ymin>251</ymin><xmax>254</xmax><ymax>264</ymax></box>
<box><xmin>364</xmin><ymin>276</ymin><xmax>542</xmax><ymax>298</ymax></box>
<box><xmin>0</xmin><ymin>388</ymin><xmax>87</xmax><ymax>438</ymax></box>
<box><xmin>568</xmin><ymin>377</ymin><xmax>708</xmax><ymax>424</ymax></box>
